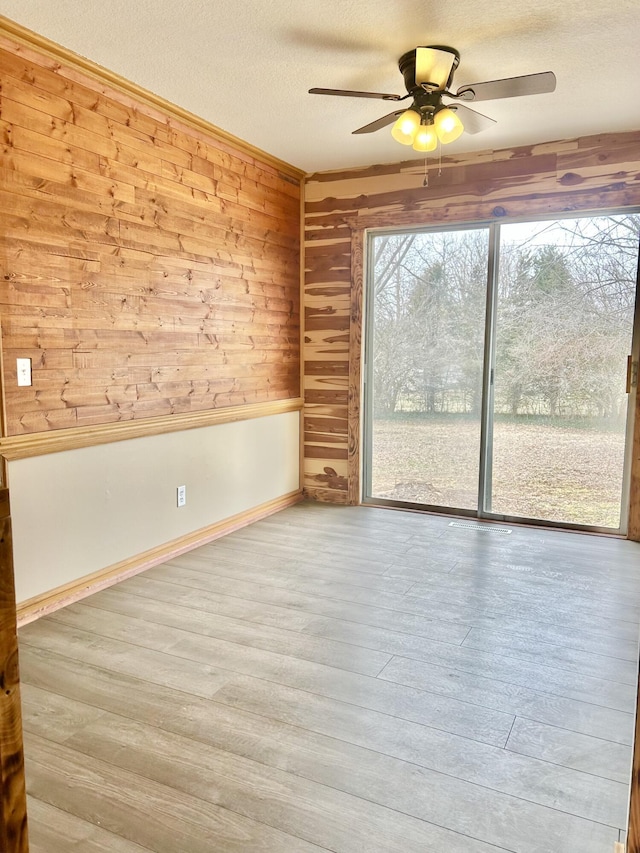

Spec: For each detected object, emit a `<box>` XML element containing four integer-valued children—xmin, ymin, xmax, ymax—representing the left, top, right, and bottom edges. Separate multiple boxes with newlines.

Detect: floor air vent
<box><xmin>448</xmin><ymin>521</ymin><xmax>512</xmax><ymax>534</ymax></box>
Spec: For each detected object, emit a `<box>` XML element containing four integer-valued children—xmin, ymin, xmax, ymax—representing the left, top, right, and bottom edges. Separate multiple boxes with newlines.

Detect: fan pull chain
<box><xmin>438</xmin><ymin>140</ymin><xmax>443</xmax><ymax>177</ymax></box>
<box><xmin>423</xmin><ymin>157</ymin><xmax>428</xmax><ymax>187</ymax></box>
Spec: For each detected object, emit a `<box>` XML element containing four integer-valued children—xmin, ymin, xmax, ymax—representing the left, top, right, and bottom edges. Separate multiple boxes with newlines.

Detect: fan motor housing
<box><xmin>399</xmin><ymin>45</ymin><xmax>460</xmax><ymax>94</ymax></box>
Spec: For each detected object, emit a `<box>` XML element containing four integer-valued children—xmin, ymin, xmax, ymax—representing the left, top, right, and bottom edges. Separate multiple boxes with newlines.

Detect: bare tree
<box><xmin>370</xmin><ymin>215</ymin><xmax>639</xmax><ymax>422</ymax></box>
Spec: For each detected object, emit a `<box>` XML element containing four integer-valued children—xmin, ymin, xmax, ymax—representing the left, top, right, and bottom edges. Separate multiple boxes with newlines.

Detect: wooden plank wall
<box><xmin>0</xmin><ymin>34</ymin><xmax>302</xmax><ymax>437</ymax></box>
<box><xmin>629</xmin><ymin>684</ymin><xmax>640</xmax><ymax>852</ymax></box>
<box><xmin>303</xmin><ymin>131</ymin><xmax>640</xmax><ymax>526</ymax></box>
<box><xmin>0</xmin><ymin>488</ymin><xmax>28</xmax><ymax>851</ymax></box>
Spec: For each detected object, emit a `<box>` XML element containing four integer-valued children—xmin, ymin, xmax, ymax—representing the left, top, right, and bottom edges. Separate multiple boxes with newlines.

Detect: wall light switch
<box><xmin>17</xmin><ymin>358</ymin><xmax>32</xmax><ymax>387</ymax></box>
<box><xmin>177</xmin><ymin>485</ymin><xmax>186</xmax><ymax>507</ymax></box>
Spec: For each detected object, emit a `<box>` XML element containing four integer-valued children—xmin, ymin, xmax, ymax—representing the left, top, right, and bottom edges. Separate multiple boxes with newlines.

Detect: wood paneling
<box><xmin>630</xmin><ymin>675</ymin><xmax>640</xmax><ymax>852</ymax></box>
<box><xmin>302</xmin><ymin>131</ymin><xmax>640</xmax><ymax>516</ymax></box>
<box><xmin>347</xmin><ymin>229</ymin><xmax>364</xmax><ymax>505</ymax></box>
<box><xmin>630</xmin><ymin>386</ymin><xmax>640</xmax><ymax>541</ymax></box>
<box><xmin>0</xmin><ymin>35</ymin><xmax>302</xmax><ymax>437</ymax></box>
<box><xmin>0</xmin><ymin>488</ymin><xmax>28</xmax><ymax>851</ymax></box>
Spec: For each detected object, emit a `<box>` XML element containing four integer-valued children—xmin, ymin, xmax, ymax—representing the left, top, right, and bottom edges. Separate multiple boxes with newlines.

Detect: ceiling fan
<box><xmin>309</xmin><ymin>46</ymin><xmax>556</xmax><ymax>152</ymax></box>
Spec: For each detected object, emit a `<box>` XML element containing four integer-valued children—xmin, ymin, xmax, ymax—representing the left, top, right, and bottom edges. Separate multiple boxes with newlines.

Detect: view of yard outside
<box><xmin>368</xmin><ymin>214</ymin><xmax>639</xmax><ymax>528</ymax></box>
<box><xmin>371</xmin><ymin>416</ymin><xmax>626</xmax><ymax>527</ymax></box>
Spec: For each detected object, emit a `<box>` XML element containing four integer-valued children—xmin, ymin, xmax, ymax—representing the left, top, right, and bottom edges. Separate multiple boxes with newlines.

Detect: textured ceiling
<box><xmin>1</xmin><ymin>0</ymin><xmax>639</xmax><ymax>173</ymax></box>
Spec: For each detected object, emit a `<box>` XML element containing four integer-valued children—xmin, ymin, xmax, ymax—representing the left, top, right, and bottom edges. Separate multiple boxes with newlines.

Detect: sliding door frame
<box><xmin>362</xmin><ymin>208</ymin><xmax>640</xmax><ymax>535</ymax></box>
<box><xmin>362</xmin><ymin>220</ymin><xmax>492</xmax><ymax>518</ymax></box>
<box><xmin>620</xmin><ymin>246</ymin><xmax>640</xmax><ymax>535</ymax></box>
<box><xmin>477</xmin><ymin>223</ymin><xmax>500</xmax><ymax>517</ymax></box>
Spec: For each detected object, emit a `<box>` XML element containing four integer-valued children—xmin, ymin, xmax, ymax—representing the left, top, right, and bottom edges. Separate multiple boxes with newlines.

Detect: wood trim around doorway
<box><xmin>0</xmin><ymin>488</ymin><xmax>28</xmax><ymax>851</ymax></box>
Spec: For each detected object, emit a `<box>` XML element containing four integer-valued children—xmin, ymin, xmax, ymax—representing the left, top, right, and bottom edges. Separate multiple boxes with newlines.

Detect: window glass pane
<box><xmin>492</xmin><ymin>214</ymin><xmax>639</xmax><ymax>527</ymax></box>
<box><xmin>367</xmin><ymin>229</ymin><xmax>489</xmax><ymax>510</ymax></box>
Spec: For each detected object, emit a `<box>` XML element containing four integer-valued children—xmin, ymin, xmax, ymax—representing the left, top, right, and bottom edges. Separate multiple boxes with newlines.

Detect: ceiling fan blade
<box><xmin>309</xmin><ymin>87</ymin><xmax>402</xmax><ymax>101</ymax></box>
<box><xmin>352</xmin><ymin>110</ymin><xmax>404</xmax><ymax>134</ymax></box>
<box><xmin>415</xmin><ymin>46</ymin><xmax>458</xmax><ymax>91</ymax></box>
<box><xmin>454</xmin><ymin>104</ymin><xmax>497</xmax><ymax>135</ymax></box>
<box><xmin>455</xmin><ymin>71</ymin><xmax>556</xmax><ymax>102</ymax></box>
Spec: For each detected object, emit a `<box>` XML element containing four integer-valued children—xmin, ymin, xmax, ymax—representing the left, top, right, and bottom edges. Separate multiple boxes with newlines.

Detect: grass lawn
<box><xmin>370</xmin><ymin>415</ymin><xmax>627</xmax><ymax>528</ymax></box>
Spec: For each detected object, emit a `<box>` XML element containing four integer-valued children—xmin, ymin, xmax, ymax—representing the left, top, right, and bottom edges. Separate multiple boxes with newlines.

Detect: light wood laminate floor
<box><xmin>19</xmin><ymin>501</ymin><xmax>640</xmax><ymax>853</ymax></box>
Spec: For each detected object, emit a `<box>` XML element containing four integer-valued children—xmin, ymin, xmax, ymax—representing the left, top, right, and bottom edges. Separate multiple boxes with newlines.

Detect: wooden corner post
<box><xmin>0</xmin><ymin>488</ymin><xmax>28</xmax><ymax>851</ymax></box>
<box><xmin>629</xmin><ymin>674</ymin><xmax>640</xmax><ymax>853</ymax></box>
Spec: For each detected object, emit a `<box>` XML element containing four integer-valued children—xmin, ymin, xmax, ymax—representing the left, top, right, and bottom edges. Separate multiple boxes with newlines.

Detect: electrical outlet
<box><xmin>177</xmin><ymin>485</ymin><xmax>186</xmax><ymax>507</ymax></box>
<box><xmin>17</xmin><ymin>358</ymin><xmax>32</xmax><ymax>387</ymax></box>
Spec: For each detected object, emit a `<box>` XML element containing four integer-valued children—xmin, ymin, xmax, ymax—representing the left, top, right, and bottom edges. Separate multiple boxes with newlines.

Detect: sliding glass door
<box><xmin>364</xmin><ymin>228</ymin><xmax>489</xmax><ymax>511</ymax></box>
<box><xmin>364</xmin><ymin>212</ymin><xmax>640</xmax><ymax>532</ymax></box>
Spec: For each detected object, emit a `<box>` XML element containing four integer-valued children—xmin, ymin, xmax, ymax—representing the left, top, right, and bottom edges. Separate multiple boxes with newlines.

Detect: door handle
<box><xmin>627</xmin><ymin>355</ymin><xmax>638</xmax><ymax>393</ymax></box>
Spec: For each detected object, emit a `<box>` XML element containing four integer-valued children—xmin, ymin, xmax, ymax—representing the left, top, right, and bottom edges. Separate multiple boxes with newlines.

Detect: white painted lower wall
<box><xmin>8</xmin><ymin>410</ymin><xmax>300</xmax><ymax>604</ymax></box>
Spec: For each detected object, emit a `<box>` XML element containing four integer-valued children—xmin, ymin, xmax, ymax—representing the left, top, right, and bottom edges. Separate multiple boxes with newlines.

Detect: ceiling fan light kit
<box><xmin>434</xmin><ymin>107</ymin><xmax>464</xmax><ymax>144</ymax></box>
<box><xmin>391</xmin><ymin>108</ymin><xmax>421</xmax><ymax>145</ymax></box>
<box><xmin>310</xmin><ymin>44</ymin><xmax>556</xmax><ymax>156</ymax></box>
<box><xmin>392</xmin><ymin>104</ymin><xmax>463</xmax><ymax>148</ymax></box>
<box><xmin>412</xmin><ymin>121</ymin><xmax>438</xmax><ymax>153</ymax></box>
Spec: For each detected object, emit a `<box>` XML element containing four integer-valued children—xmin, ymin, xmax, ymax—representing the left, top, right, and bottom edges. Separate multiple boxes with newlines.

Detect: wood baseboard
<box><xmin>303</xmin><ymin>487</ymin><xmax>350</xmax><ymax>505</ymax></box>
<box><xmin>17</xmin><ymin>490</ymin><xmax>303</xmax><ymax>627</ymax></box>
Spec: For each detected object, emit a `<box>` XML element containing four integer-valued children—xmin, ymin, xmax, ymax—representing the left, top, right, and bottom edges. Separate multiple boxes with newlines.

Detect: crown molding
<box><xmin>0</xmin><ymin>14</ymin><xmax>305</xmax><ymax>181</ymax></box>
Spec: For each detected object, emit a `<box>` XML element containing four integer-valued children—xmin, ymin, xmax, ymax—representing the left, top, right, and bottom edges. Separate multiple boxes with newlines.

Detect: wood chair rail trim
<box><xmin>0</xmin><ymin>397</ymin><xmax>303</xmax><ymax>460</ymax></box>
